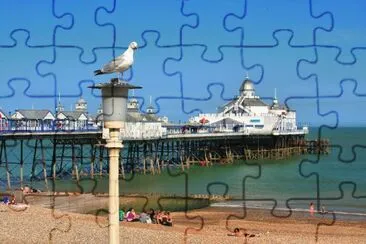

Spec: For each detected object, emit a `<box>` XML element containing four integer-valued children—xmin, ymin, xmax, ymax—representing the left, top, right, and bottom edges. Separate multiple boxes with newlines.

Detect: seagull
<box><xmin>94</xmin><ymin>41</ymin><xmax>138</xmax><ymax>79</ymax></box>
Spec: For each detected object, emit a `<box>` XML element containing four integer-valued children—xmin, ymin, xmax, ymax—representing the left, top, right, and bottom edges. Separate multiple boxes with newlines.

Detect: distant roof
<box><xmin>0</xmin><ymin>109</ymin><xmax>8</xmax><ymax>119</ymax></box>
<box><xmin>242</xmin><ymin>98</ymin><xmax>268</xmax><ymax>107</ymax></box>
<box><xmin>58</xmin><ymin>111</ymin><xmax>87</xmax><ymax>120</ymax></box>
<box><xmin>15</xmin><ymin>109</ymin><xmax>53</xmax><ymax>120</ymax></box>
<box><xmin>127</xmin><ymin>112</ymin><xmax>160</xmax><ymax>122</ymax></box>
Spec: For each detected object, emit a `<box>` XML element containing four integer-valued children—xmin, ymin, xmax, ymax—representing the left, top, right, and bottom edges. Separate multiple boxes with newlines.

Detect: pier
<box><xmin>0</xmin><ymin>128</ymin><xmax>329</xmax><ymax>190</ymax></box>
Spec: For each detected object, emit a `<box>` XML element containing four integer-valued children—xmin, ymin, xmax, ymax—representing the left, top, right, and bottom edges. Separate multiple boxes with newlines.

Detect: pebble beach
<box><xmin>1</xmin><ymin>193</ymin><xmax>366</xmax><ymax>244</ymax></box>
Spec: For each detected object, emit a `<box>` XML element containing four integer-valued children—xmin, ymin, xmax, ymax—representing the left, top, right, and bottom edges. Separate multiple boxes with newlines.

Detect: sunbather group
<box><xmin>119</xmin><ymin>208</ymin><xmax>173</xmax><ymax>226</ymax></box>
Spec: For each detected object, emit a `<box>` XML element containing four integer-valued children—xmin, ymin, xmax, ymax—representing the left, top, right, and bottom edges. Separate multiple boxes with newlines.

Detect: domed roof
<box><xmin>239</xmin><ymin>79</ymin><xmax>255</xmax><ymax>93</ymax></box>
<box><xmin>77</xmin><ymin>97</ymin><xmax>87</xmax><ymax>104</ymax></box>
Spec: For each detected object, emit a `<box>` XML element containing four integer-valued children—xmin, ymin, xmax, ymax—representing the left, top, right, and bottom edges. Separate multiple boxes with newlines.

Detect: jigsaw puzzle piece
<box><xmin>53</xmin><ymin>0</ymin><xmax>114</xmax><ymax>63</ymax></box>
<box><xmin>298</xmin><ymin>47</ymin><xmax>366</xmax><ymax>96</ymax></box>
<box><xmin>225</xmin><ymin>0</ymin><xmax>332</xmax><ymax>46</ymax></box>
<box><xmin>181</xmin><ymin>0</ymin><xmax>244</xmax><ymax>61</ymax></box>
<box><xmin>304</xmin><ymin>81</ymin><xmax>366</xmax><ymax>159</ymax></box>
<box><xmin>97</xmin><ymin>0</ymin><xmax>195</xmax><ymax>49</ymax></box>
<box><xmin>129</xmin><ymin>33</ymin><xmax>182</xmax><ymax>114</ymax></box>
<box><xmin>243</xmin><ymin>32</ymin><xmax>318</xmax><ymax>100</ymax></box>
<box><xmin>37</xmin><ymin>47</ymin><xmax>118</xmax><ymax>111</ymax></box>
<box><xmin>312</xmin><ymin>0</ymin><xmax>366</xmax><ymax>63</ymax></box>
<box><xmin>0</xmin><ymin>32</ymin><xmax>55</xmax><ymax>107</ymax></box>
<box><xmin>300</xmin><ymin>133</ymin><xmax>366</xmax><ymax>199</ymax></box>
<box><xmin>285</xmin><ymin>95</ymin><xmax>337</xmax><ymax>128</ymax></box>
<box><xmin>164</xmin><ymin>45</ymin><xmax>262</xmax><ymax>116</ymax></box>
<box><xmin>0</xmin><ymin>0</ymin><xmax>70</xmax><ymax>46</ymax></box>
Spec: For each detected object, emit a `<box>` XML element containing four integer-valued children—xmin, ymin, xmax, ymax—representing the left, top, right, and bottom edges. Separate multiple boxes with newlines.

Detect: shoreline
<box><xmin>1</xmin><ymin>193</ymin><xmax>366</xmax><ymax>243</ymax></box>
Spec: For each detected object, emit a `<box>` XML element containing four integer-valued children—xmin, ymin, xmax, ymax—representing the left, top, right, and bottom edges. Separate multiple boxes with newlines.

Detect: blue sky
<box><xmin>0</xmin><ymin>0</ymin><xmax>365</xmax><ymax>127</ymax></box>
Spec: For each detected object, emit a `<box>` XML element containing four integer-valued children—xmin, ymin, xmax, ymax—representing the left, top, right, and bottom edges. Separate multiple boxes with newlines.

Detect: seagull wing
<box><xmin>102</xmin><ymin>55</ymin><xmax>126</xmax><ymax>72</ymax></box>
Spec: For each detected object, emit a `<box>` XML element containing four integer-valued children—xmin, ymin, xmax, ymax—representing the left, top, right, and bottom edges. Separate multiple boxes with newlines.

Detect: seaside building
<box><xmin>0</xmin><ymin>109</ymin><xmax>8</xmax><ymax>131</ymax></box>
<box><xmin>10</xmin><ymin>109</ymin><xmax>55</xmax><ymax>131</ymax></box>
<box><xmin>189</xmin><ymin>76</ymin><xmax>306</xmax><ymax>135</ymax></box>
<box><xmin>117</xmin><ymin>97</ymin><xmax>167</xmax><ymax>139</ymax></box>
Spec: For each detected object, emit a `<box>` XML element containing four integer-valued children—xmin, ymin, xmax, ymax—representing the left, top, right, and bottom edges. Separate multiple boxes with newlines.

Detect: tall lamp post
<box><xmin>90</xmin><ymin>78</ymin><xmax>141</xmax><ymax>244</ymax></box>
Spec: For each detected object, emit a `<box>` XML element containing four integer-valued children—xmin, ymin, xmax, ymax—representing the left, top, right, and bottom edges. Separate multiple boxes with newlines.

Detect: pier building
<box><xmin>189</xmin><ymin>76</ymin><xmax>307</xmax><ymax>135</ymax></box>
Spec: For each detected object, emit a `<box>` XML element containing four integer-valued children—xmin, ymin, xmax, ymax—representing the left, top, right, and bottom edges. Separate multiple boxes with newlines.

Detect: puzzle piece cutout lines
<box><xmin>298</xmin><ymin>47</ymin><xmax>366</xmax><ymax>97</ymax></box>
<box><xmin>224</xmin><ymin>162</ymin><xmax>336</xmax><ymax>242</ymax></box>
<box><xmin>127</xmin><ymin>32</ymin><xmax>181</xmax><ymax>115</ymax></box>
<box><xmin>242</xmin><ymin>32</ymin><xmax>318</xmax><ymax>103</ymax></box>
<box><xmin>53</xmin><ymin>0</ymin><xmax>115</xmax><ymax>63</ymax></box>
<box><xmin>181</xmin><ymin>0</ymin><xmax>244</xmax><ymax>61</ymax></box>
<box><xmin>300</xmin><ymin>84</ymin><xmax>366</xmax><ymax>201</ymax></box>
<box><xmin>317</xmin><ymin>80</ymin><xmax>366</xmax><ymax>159</ymax></box>
<box><xmin>0</xmin><ymin>0</ymin><xmax>70</xmax><ymax>46</ymax></box>
<box><xmin>312</xmin><ymin>0</ymin><xmax>366</xmax><ymax>63</ymax></box>
<box><xmin>37</xmin><ymin>47</ymin><xmax>114</xmax><ymax>111</ymax></box>
<box><xmin>0</xmin><ymin>31</ymin><xmax>56</xmax><ymax>109</ymax></box>
<box><xmin>225</xmin><ymin>0</ymin><xmax>332</xmax><ymax>47</ymax></box>
<box><xmin>97</xmin><ymin>0</ymin><xmax>195</xmax><ymax>50</ymax></box>
<box><xmin>164</xmin><ymin>45</ymin><xmax>262</xmax><ymax>115</ymax></box>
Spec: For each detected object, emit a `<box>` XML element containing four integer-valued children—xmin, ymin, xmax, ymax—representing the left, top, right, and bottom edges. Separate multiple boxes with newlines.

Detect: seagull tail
<box><xmin>94</xmin><ymin>70</ymin><xmax>103</xmax><ymax>76</ymax></box>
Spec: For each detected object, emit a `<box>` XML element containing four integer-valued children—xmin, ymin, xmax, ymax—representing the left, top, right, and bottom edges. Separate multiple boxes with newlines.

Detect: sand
<box><xmin>1</xmin><ymin>193</ymin><xmax>366</xmax><ymax>244</ymax></box>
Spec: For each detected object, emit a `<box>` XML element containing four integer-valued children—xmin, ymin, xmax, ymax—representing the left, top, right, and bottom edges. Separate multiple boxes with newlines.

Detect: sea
<box><xmin>1</xmin><ymin>127</ymin><xmax>366</xmax><ymax>220</ymax></box>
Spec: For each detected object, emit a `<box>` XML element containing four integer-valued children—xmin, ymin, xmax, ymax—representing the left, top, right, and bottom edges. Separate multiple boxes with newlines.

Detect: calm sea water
<box><xmin>2</xmin><ymin>127</ymin><xmax>366</xmax><ymax>219</ymax></box>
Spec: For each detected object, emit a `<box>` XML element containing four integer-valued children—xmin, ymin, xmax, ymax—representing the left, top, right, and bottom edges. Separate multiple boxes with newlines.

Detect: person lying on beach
<box><xmin>160</xmin><ymin>211</ymin><xmax>173</xmax><ymax>227</ymax></box>
<box><xmin>228</xmin><ymin>228</ymin><xmax>256</xmax><ymax>238</ymax></box>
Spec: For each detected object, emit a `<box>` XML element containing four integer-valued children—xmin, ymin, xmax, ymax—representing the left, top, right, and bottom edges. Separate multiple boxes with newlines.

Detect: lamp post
<box><xmin>89</xmin><ymin>78</ymin><xmax>141</xmax><ymax>244</ymax></box>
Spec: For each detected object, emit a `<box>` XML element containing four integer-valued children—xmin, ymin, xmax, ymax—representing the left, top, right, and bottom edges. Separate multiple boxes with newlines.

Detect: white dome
<box><xmin>239</xmin><ymin>79</ymin><xmax>255</xmax><ymax>93</ymax></box>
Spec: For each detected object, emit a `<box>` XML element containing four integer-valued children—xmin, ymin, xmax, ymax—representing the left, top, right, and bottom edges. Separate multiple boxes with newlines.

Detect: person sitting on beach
<box><xmin>139</xmin><ymin>210</ymin><xmax>152</xmax><ymax>224</ymax></box>
<box><xmin>149</xmin><ymin>208</ymin><xmax>156</xmax><ymax>224</ymax></box>
<box><xmin>2</xmin><ymin>196</ymin><xmax>10</xmax><ymax>205</ymax></box>
<box><xmin>22</xmin><ymin>186</ymin><xmax>31</xmax><ymax>194</ymax></box>
<box><xmin>119</xmin><ymin>208</ymin><xmax>125</xmax><ymax>221</ymax></box>
<box><xmin>160</xmin><ymin>211</ymin><xmax>173</xmax><ymax>227</ymax></box>
<box><xmin>156</xmin><ymin>210</ymin><xmax>162</xmax><ymax>224</ymax></box>
<box><xmin>10</xmin><ymin>195</ymin><xmax>16</xmax><ymax>205</ymax></box>
<box><xmin>125</xmin><ymin>208</ymin><xmax>139</xmax><ymax>222</ymax></box>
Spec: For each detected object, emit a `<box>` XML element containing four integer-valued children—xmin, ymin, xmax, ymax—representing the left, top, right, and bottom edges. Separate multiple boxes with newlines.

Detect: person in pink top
<box><xmin>309</xmin><ymin>202</ymin><xmax>315</xmax><ymax>216</ymax></box>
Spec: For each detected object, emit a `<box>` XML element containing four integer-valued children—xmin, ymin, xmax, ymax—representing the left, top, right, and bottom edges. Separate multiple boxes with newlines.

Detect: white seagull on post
<box><xmin>94</xmin><ymin>41</ymin><xmax>138</xmax><ymax>79</ymax></box>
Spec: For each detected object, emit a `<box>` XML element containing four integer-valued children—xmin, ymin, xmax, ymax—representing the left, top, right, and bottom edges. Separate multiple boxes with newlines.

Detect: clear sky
<box><xmin>0</xmin><ymin>0</ymin><xmax>365</xmax><ymax>127</ymax></box>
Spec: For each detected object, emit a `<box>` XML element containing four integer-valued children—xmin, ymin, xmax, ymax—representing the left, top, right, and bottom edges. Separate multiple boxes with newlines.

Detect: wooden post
<box><xmin>99</xmin><ymin>146</ymin><xmax>104</xmax><ymax>176</ymax></box>
<box><xmin>31</xmin><ymin>139</ymin><xmax>38</xmax><ymax>181</ymax></box>
<box><xmin>3</xmin><ymin>141</ymin><xmax>11</xmax><ymax>190</ymax></box>
<box><xmin>150</xmin><ymin>158</ymin><xmax>155</xmax><ymax>175</ymax></box>
<box><xmin>40</xmin><ymin>140</ymin><xmax>48</xmax><ymax>190</ymax></box>
<box><xmin>72</xmin><ymin>143</ymin><xmax>80</xmax><ymax>181</ymax></box>
<box><xmin>52</xmin><ymin>139</ymin><xmax>57</xmax><ymax>179</ymax></box>
<box><xmin>90</xmin><ymin>145</ymin><xmax>96</xmax><ymax>178</ymax></box>
<box><xmin>20</xmin><ymin>140</ymin><xmax>24</xmax><ymax>187</ymax></box>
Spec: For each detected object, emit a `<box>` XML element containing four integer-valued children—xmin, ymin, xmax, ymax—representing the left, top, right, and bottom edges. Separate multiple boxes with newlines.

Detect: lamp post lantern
<box><xmin>89</xmin><ymin>78</ymin><xmax>141</xmax><ymax>244</ymax></box>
